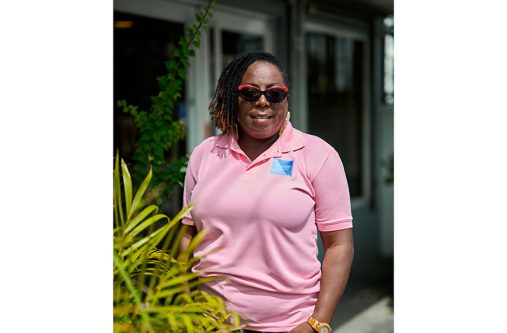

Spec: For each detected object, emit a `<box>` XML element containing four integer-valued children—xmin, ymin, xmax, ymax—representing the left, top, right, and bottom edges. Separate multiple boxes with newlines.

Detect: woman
<box><xmin>180</xmin><ymin>51</ymin><xmax>354</xmax><ymax>333</ymax></box>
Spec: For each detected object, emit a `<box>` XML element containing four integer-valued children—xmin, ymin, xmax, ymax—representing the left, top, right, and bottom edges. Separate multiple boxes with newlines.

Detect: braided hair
<box><xmin>209</xmin><ymin>51</ymin><xmax>290</xmax><ymax>135</ymax></box>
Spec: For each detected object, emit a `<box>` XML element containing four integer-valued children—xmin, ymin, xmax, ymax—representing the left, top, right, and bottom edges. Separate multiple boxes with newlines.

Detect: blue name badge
<box><xmin>271</xmin><ymin>158</ymin><xmax>293</xmax><ymax>176</ymax></box>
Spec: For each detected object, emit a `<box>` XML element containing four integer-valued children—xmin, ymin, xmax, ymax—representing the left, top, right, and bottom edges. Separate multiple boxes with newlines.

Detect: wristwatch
<box><xmin>307</xmin><ymin>316</ymin><xmax>332</xmax><ymax>333</ymax></box>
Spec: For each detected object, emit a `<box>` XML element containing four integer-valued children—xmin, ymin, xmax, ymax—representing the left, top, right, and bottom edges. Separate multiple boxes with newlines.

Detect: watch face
<box><xmin>319</xmin><ymin>327</ymin><xmax>330</xmax><ymax>333</ymax></box>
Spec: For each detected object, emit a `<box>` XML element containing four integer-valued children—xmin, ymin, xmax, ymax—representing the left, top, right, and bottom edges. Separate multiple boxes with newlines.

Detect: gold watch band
<box><xmin>307</xmin><ymin>316</ymin><xmax>332</xmax><ymax>333</ymax></box>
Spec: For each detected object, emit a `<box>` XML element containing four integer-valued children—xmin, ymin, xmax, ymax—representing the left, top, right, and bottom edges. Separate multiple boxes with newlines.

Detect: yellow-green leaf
<box><xmin>125</xmin><ymin>209</ymin><xmax>165</xmax><ymax>237</ymax></box>
<box><xmin>129</xmin><ymin>166</ymin><xmax>152</xmax><ymax>219</ymax></box>
<box><xmin>121</xmin><ymin>159</ymin><xmax>133</xmax><ymax>218</ymax></box>
<box><xmin>114</xmin><ymin>153</ymin><xmax>125</xmax><ymax>228</ymax></box>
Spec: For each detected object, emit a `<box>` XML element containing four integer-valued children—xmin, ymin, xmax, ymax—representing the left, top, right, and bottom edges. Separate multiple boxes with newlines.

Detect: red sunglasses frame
<box><xmin>237</xmin><ymin>84</ymin><xmax>289</xmax><ymax>103</ymax></box>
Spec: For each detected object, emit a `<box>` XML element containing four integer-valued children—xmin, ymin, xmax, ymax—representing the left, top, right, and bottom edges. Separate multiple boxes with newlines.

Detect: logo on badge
<box><xmin>271</xmin><ymin>158</ymin><xmax>293</xmax><ymax>176</ymax></box>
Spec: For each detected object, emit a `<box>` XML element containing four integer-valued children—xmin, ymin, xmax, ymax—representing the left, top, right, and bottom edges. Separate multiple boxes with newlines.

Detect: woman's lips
<box><xmin>250</xmin><ymin>114</ymin><xmax>273</xmax><ymax>119</ymax></box>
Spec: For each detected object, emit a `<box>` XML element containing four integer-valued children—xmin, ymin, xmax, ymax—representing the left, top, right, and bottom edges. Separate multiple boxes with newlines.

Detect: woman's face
<box><xmin>237</xmin><ymin>61</ymin><xmax>288</xmax><ymax>141</ymax></box>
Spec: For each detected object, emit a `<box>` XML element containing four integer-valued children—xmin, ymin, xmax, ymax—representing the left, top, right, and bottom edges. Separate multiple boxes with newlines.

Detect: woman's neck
<box><xmin>237</xmin><ymin>133</ymin><xmax>279</xmax><ymax>162</ymax></box>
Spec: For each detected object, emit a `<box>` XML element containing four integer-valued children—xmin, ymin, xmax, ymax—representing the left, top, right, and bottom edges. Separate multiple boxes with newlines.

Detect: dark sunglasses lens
<box><xmin>239</xmin><ymin>88</ymin><xmax>260</xmax><ymax>103</ymax></box>
<box><xmin>266</xmin><ymin>89</ymin><xmax>287</xmax><ymax>103</ymax></box>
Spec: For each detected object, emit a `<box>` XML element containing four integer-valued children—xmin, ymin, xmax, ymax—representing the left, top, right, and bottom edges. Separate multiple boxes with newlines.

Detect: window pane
<box><xmin>114</xmin><ymin>11</ymin><xmax>185</xmax><ymax>161</ymax></box>
<box><xmin>383</xmin><ymin>15</ymin><xmax>394</xmax><ymax>105</ymax></box>
<box><xmin>306</xmin><ymin>33</ymin><xmax>364</xmax><ymax>197</ymax></box>
<box><xmin>209</xmin><ymin>30</ymin><xmax>264</xmax><ymax>92</ymax></box>
<box><xmin>222</xmin><ymin>30</ymin><xmax>263</xmax><ymax>68</ymax></box>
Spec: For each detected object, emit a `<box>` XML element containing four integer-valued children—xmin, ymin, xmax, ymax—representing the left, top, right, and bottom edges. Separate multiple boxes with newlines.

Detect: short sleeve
<box><xmin>181</xmin><ymin>155</ymin><xmax>197</xmax><ymax>226</ymax></box>
<box><xmin>313</xmin><ymin>149</ymin><xmax>353</xmax><ymax>232</ymax></box>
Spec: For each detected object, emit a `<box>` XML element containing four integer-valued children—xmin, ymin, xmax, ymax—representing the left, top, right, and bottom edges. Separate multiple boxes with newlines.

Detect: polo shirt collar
<box><xmin>277</xmin><ymin>121</ymin><xmax>305</xmax><ymax>153</ymax></box>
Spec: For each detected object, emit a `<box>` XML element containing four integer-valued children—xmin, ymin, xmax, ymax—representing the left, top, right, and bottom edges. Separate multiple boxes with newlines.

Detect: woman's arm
<box><xmin>178</xmin><ymin>224</ymin><xmax>197</xmax><ymax>295</ymax></box>
<box><xmin>179</xmin><ymin>225</ymin><xmax>197</xmax><ymax>261</ymax></box>
<box><xmin>290</xmin><ymin>228</ymin><xmax>354</xmax><ymax>333</ymax></box>
<box><xmin>312</xmin><ymin>229</ymin><xmax>354</xmax><ymax>323</ymax></box>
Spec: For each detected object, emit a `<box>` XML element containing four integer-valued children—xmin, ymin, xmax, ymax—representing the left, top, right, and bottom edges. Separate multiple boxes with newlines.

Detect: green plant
<box><xmin>113</xmin><ymin>153</ymin><xmax>240</xmax><ymax>332</ymax></box>
<box><xmin>117</xmin><ymin>0</ymin><xmax>216</xmax><ymax>199</ymax></box>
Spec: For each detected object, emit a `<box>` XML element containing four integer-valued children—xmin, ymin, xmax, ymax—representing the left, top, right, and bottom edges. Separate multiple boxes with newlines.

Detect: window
<box><xmin>114</xmin><ymin>11</ymin><xmax>185</xmax><ymax>161</ymax></box>
<box><xmin>306</xmin><ymin>32</ymin><xmax>365</xmax><ymax>197</ymax></box>
<box><xmin>383</xmin><ymin>15</ymin><xmax>394</xmax><ymax>105</ymax></box>
<box><xmin>221</xmin><ymin>30</ymin><xmax>264</xmax><ymax>67</ymax></box>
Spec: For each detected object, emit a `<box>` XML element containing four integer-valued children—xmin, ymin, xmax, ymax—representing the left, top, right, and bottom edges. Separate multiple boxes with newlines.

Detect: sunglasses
<box><xmin>237</xmin><ymin>85</ymin><xmax>289</xmax><ymax>104</ymax></box>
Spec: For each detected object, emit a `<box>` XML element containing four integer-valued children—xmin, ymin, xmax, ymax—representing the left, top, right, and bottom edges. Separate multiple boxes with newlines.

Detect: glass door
<box><xmin>304</xmin><ymin>22</ymin><xmax>370</xmax><ymax>201</ymax></box>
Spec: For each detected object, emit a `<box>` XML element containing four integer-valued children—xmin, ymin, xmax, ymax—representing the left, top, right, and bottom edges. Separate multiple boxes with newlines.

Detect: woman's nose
<box><xmin>256</xmin><ymin>93</ymin><xmax>270</xmax><ymax>106</ymax></box>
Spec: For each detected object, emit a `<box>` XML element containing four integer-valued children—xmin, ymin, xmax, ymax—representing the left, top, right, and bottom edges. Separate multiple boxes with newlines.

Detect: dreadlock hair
<box><xmin>209</xmin><ymin>51</ymin><xmax>290</xmax><ymax>135</ymax></box>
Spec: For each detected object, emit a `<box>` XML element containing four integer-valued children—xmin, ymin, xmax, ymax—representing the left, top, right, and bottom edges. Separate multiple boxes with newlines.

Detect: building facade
<box><xmin>114</xmin><ymin>0</ymin><xmax>394</xmax><ymax>277</ymax></box>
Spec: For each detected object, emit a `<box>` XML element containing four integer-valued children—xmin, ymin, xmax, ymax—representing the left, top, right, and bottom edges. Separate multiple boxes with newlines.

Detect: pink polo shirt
<box><xmin>182</xmin><ymin>122</ymin><xmax>352</xmax><ymax>332</ymax></box>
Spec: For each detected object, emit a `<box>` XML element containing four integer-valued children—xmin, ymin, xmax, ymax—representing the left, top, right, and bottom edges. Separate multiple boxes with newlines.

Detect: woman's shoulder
<box><xmin>293</xmin><ymin>130</ymin><xmax>345</xmax><ymax>180</ymax></box>
<box><xmin>297</xmin><ymin>130</ymin><xmax>337</xmax><ymax>156</ymax></box>
<box><xmin>189</xmin><ymin>134</ymin><xmax>230</xmax><ymax>158</ymax></box>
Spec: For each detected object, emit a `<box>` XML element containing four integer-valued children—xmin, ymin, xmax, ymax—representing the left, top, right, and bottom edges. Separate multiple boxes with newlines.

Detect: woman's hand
<box><xmin>288</xmin><ymin>322</ymin><xmax>314</xmax><ymax>333</ymax></box>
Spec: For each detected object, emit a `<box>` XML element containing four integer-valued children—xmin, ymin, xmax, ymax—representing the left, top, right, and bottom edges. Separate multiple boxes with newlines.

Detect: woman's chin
<box><xmin>249</xmin><ymin>117</ymin><xmax>273</xmax><ymax>126</ymax></box>
<box><xmin>240</xmin><ymin>120</ymin><xmax>283</xmax><ymax>141</ymax></box>
<box><xmin>248</xmin><ymin>130</ymin><xmax>280</xmax><ymax>141</ymax></box>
